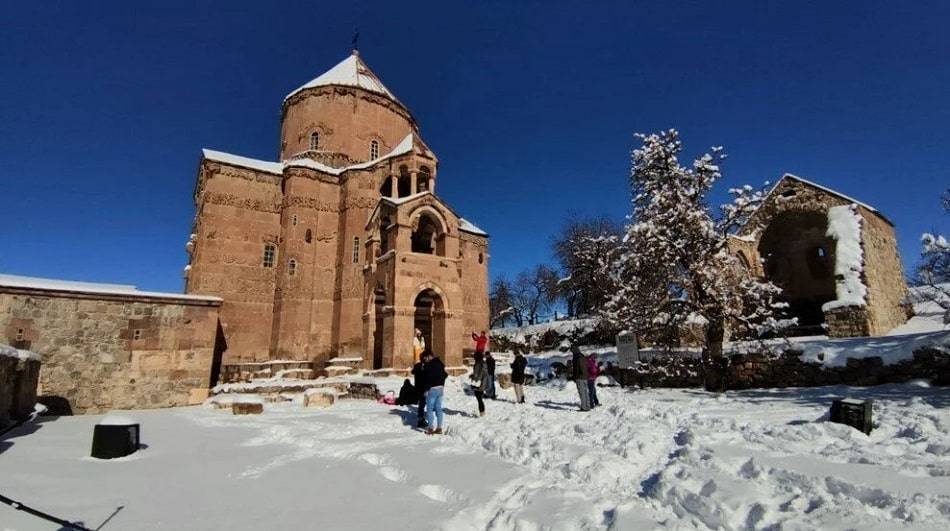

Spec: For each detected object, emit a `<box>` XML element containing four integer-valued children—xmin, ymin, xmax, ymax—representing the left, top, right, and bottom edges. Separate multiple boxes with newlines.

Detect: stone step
<box><xmin>327</xmin><ymin>357</ymin><xmax>364</xmax><ymax>368</ymax></box>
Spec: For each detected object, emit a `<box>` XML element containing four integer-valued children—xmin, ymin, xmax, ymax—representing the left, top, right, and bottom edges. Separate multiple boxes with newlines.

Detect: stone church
<box><xmin>185</xmin><ymin>51</ymin><xmax>490</xmax><ymax>370</ymax></box>
<box><xmin>728</xmin><ymin>174</ymin><xmax>909</xmax><ymax>337</ymax></box>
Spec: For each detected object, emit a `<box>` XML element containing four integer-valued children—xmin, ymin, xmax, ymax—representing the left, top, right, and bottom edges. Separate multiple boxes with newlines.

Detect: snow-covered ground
<box><xmin>2</xmin><ymin>378</ymin><xmax>949</xmax><ymax>530</ymax></box>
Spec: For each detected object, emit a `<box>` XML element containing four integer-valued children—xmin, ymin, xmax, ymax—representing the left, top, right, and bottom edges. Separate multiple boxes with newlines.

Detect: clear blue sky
<box><xmin>1</xmin><ymin>1</ymin><xmax>947</xmax><ymax>293</ymax></box>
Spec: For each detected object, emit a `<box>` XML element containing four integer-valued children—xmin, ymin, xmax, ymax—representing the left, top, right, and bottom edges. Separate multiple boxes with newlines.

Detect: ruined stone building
<box><xmin>729</xmin><ymin>174</ymin><xmax>909</xmax><ymax>337</ymax></box>
<box><xmin>185</xmin><ymin>51</ymin><xmax>490</xmax><ymax>369</ymax></box>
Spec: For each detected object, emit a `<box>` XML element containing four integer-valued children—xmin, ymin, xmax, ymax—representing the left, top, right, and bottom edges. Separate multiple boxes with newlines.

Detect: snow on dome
<box><xmin>284</xmin><ymin>52</ymin><xmax>400</xmax><ymax>104</ymax></box>
<box><xmin>98</xmin><ymin>413</ymin><xmax>138</xmax><ymax>426</ymax></box>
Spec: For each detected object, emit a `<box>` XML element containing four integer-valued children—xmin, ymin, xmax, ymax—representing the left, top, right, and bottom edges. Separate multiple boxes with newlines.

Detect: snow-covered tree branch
<box><xmin>598</xmin><ymin>129</ymin><xmax>786</xmax><ymax>390</ymax></box>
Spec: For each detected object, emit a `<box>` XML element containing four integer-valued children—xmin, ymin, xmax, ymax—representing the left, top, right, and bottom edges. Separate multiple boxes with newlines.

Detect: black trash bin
<box><xmin>91</xmin><ymin>416</ymin><xmax>140</xmax><ymax>459</ymax></box>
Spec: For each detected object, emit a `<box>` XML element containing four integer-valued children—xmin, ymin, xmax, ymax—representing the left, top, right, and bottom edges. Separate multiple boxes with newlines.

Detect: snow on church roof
<box><xmin>458</xmin><ymin>218</ymin><xmax>488</xmax><ymax>236</ymax></box>
<box><xmin>769</xmin><ymin>173</ymin><xmax>893</xmax><ymax>226</ymax></box>
<box><xmin>203</xmin><ymin>132</ymin><xmax>417</xmax><ymax>176</ymax></box>
<box><xmin>284</xmin><ymin>51</ymin><xmax>400</xmax><ymax>104</ymax></box>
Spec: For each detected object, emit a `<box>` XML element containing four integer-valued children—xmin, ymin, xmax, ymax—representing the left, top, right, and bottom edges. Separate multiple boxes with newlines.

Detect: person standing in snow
<box><xmin>411</xmin><ymin>356</ymin><xmax>428</xmax><ymax>429</ymax></box>
<box><xmin>586</xmin><ymin>352</ymin><xmax>600</xmax><ymax>408</ymax></box>
<box><xmin>413</xmin><ymin>329</ymin><xmax>426</xmax><ymax>364</ymax></box>
<box><xmin>510</xmin><ymin>348</ymin><xmax>528</xmax><ymax>404</ymax></box>
<box><xmin>570</xmin><ymin>345</ymin><xmax>591</xmax><ymax>411</ymax></box>
<box><xmin>485</xmin><ymin>351</ymin><xmax>497</xmax><ymax>399</ymax></box>
<box><xmin>421</xmin><ymin>350</ymin><xmax>448</xmax><ymax>434</ymax></box>
<box><xmin>472</xmin><ymin>330</ymin><xmax>488</xmax><ymax>355</ymax></box>
<box><xmin>470</xmin><ymin>352</ymin><xmax>489</xmax><ymax>416</ymax></box>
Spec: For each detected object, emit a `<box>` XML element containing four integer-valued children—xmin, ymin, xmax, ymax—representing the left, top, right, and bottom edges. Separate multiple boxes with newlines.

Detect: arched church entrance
<box><xmin>758</xmin><ymin>210</ymin><xmax>837</xmax><ymax>335</ymax></box>
<box><xmin>414</xmin><ymin>288</ymin><xmax>446</xmax><ymax>359</ymax></box>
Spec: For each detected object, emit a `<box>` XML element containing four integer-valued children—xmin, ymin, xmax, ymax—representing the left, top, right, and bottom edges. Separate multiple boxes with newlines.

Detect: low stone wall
<box><xmin>0</xmin><ymin>289</ymin><xmax>222</xmax><ymax>414</ymax></box>
<box><xmin>607</xmin><ymin>348</ymin><xmax>950</xmax><ymax>389</ymax></box>
<box><xmin>0</xmin><ymin>353</ymin><xmax>40</xmax><ymax>427</ymax></box>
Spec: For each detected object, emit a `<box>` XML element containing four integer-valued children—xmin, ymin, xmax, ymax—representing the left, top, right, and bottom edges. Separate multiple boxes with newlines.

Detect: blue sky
<box><xmin>1</xmin><ymin>1</ymin><xmax>947</xmax><ymax>293</ymax></box>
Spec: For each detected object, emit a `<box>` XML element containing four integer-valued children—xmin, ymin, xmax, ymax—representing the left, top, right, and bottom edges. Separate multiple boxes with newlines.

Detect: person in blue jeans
<box><xmin>420</xmin><ymin>350</ymin><xmax>448</xmax><ymax>435</ymax></box>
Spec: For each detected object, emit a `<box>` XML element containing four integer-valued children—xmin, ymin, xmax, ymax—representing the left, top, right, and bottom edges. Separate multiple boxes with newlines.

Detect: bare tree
<box><xmin>511</xmin><ymin>265</ymin><xmax>560</xmax><ymax>325</ymax></box>
<box><xmin>552</xmin><ymin>216</ymin><xmax>621</xmax><ymax>317</ymax></box>
<box><xmin>489</xmin><ymin>276</ymin><xmax>517</xmax><ymax>328</ymax></box>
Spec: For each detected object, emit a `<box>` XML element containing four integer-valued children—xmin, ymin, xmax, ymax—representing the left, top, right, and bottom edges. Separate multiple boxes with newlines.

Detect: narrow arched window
<box><xmin>305</xmin><ymin>229</ymin><xmax>312</xmax><ymax>243</ymax></box>
<box><xmin>352</xmin><ymin>237</ymin><xmax>360</xmax><ymax>263</ymax></box>
<box><xmin>418</xmin><ymin>166</ymin><xmax>431</xmax><ymax>193</ymax></box>
<box><xmin>370</xmin><ymin>140</ymin><xmax>379</xmax><ymax>160</ymax></box>
<box><xmin>288</xmin><ymin>259</ymin><xmax>297</xmax><ymax>277</ymax></box>
<box><xmin>310</xmin><ymin>132</ymin><xmax>320</xmax><ymax>150</ymax></box>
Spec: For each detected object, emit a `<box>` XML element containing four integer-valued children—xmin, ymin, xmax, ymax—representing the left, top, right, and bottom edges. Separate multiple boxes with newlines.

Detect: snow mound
<box><xmin>98</xmin><ymin>414</ymin><xmax>138</xmax><ymax>426</ymax></box>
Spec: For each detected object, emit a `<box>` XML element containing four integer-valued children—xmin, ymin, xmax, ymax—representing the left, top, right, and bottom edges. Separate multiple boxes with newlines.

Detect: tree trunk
<box><xmin>702</xmin><ymin>318</ymin><xmax>726</xmax><ymax>392</ymax></box>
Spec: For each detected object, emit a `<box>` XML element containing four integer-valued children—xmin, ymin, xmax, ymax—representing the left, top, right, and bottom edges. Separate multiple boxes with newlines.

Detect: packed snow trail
<box><xmin>2</xmin><ymin>380</ymin><xmax>949</xmax><ymax>530</ymax></box>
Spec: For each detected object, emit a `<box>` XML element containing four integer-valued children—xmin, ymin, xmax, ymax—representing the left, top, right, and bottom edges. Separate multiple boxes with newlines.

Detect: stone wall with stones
<box><xmin>607</xmin><ymin>348</ymin><xmax>950</xmax><ymax>390</ymax></box>
<box><xmin>0</xmin><ymin>289</ymin><xmax>222</xmax><ymax>414</ymax></box>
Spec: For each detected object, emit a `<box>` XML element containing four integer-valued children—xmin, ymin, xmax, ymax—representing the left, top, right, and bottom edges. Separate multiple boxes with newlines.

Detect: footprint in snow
<box><xmin>378</xmin><ymin>466</ymin><xmax>409</xmax><ymax>483</ymax></box>
<box><xmin>418</xmin><ymin>484</ymin><xmax>466</xmax><ymax>503</ymax></box>
<box><xmin>359</xmin><ymin>453</ymin><xmax>390</xmax><ymax>466</ymax></box>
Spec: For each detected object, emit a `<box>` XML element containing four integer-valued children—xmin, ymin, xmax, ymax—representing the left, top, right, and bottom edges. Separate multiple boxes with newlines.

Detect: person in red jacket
<box><xmin>586</xmin><ymin>352</ymin><xmax>601</xmax><ymax>407</ymax></box>
<box><xmin>472</xmin><ymin>331</ymin><xmax>488</xmax><ymax>354</ymax></box>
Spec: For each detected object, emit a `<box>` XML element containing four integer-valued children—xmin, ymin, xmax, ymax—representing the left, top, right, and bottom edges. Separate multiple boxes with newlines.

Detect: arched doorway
<box><xmin>414</xmin><ymin>289</ymin><xmax>446</xmax><ymax>359</ymax></box>
<box><xmin>758</xmin><ymin>211</ymin><xmax>837</xmax><ymax>335</ymax></box>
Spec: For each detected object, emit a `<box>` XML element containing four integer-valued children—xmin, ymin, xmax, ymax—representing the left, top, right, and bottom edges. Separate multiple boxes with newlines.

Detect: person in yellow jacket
<box><xmin>413</xmin><ymin>329</ymin><xmax>426</xmax><ymax>363</ymax></box>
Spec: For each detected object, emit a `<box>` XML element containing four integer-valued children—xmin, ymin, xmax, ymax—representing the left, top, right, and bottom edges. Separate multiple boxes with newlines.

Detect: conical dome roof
<box><xmin>284</xmin><ymin>51</ymin><xmax>401</xmax><ymax>105</ymax></box>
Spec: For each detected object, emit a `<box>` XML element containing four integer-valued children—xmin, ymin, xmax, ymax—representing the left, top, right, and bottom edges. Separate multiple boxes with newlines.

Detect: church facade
<box><xmin>185</xmin><ymin>51</ymin><xmax>489</xmax><ymax>369</ymax></box>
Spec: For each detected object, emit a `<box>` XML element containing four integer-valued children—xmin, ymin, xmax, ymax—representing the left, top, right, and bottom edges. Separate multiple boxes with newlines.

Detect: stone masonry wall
<box><xmin>0</xmin><ymin>290</ymin><xmax>221</xmax><ymax>414</ymax></box>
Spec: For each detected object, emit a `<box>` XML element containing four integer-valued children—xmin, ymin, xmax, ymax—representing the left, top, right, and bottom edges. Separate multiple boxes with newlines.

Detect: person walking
<box><xmin>485</xmin><ymin>351</ymin><xmax>497</xmax><ymax>399</ymax></box>
<box><xmin>411</xmin><ymin>356</ymin><xmax>428</xmax><ymax>429</ymax></box>
<box><xmin>413</xmin><ymin>329</ymin><xmax>426</xmax><ymax>364</ymax></box>
<box><xmin>510</xmin><ymin>348</ymin><xmax>527</xmax><ymax>404</ymax></box>
<box><xmin>472</xmin><ymin>330</ymin><xmax>488</xmax><ymax>355</ymax></box>
<box><xmin>586</xmin><ymin>352</ymin><xmax>600</xmax><ymax>408</ymax></box>
<box><xmin>470</xmin><ymin>352</ymin><xmax>489</xmax><ymax>416</ymax></box>
<box><xmin>570</xmin><ymin>345</ymin><xmax>591</xmax><ymax>411</ymax></box>
<box><xmin>421</xmin><ymin>350</ymin><xmax>448</xmax><ymax>434</ymax></box>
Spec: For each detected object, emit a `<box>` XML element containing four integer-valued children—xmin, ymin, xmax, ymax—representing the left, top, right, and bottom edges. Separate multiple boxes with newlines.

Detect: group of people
<box><xmin>397</xmin><ymin>348</ymin><xmax>448</xmax><ymax>435</ymax></box>
<box><xmin>570</xmin><ymin>345</ymin><xmax>601</xmax><ymax>411</ymax></box>
<box><xmin>396</xmin><ymin>331</ymin><xmax>599</xmax><ymax>435</ymax></box>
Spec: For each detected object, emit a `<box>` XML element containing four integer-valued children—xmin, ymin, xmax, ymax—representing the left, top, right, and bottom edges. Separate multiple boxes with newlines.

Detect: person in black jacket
<box><xmin>485</xmin><ymin>351</ymin><xmax>497</xmax><ymax>399</ymax></box>
<box><xmin>510</xmin><ymin>349</ymin><xmax>528</xmax><ymax>404</ymax></box>
<box><xmin>570</xmin><ymin>345</ymin><xmax>591</xmax><ymax>411</ymax></box>
<box><xmin>420</xmin><ymin>350</ymin><xmax>448</xmax><ymax>434</ymax></box>
<box><xmin>411</xmin><ymin>358</ymin><xmax>428</xmax><ymax>428</ymax></box>
<box><xmin>395</xmin><ymin>379</ymin><xmax>418</xmax><ymax>406</ymax></box>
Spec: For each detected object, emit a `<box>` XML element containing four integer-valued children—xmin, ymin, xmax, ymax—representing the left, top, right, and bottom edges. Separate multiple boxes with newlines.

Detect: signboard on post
<box><xmin>616</xmin><ymin>331</ymin><xmax>639</xmax><ymax>368</ymax></box>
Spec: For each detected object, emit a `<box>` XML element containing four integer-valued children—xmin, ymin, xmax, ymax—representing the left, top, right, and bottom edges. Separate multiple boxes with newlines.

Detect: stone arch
<box><xmin>412</xmin><ymin>283</ymin><xmax>449</xmax><ymax>360</ymax></box>
<box><xmin>758</xmin><ymin>210</ymin><xmax>837</xmax><ymax>334</ymax></box>
<box><xmin>410</xmin><ymin>207</ymin><xmax>449</xmax><ymax>256</ymax></box>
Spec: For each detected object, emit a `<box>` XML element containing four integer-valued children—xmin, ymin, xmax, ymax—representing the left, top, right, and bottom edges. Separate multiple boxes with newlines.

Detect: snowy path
<box><xmin>2</xmin><ymin>380</ymin><xmax>949</xmax><ymax>530</ymax></box>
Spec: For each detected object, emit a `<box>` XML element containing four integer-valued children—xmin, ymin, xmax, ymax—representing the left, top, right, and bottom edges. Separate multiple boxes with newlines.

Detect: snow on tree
<box><xmin>599</xmin><ymin>129</ymin><xmax>786</xmax><ymax>391</ymax></box>
<box><xmin>915</xmin><ymin>188</ymin><xmax>950</xmax><ymax>323</ymax></box>
<box><xmin>552</xmin><ymin>216</ymin><xmax>622</xmax><ymax>317</ymax></box>
<box><xmin>489</xmin><ymin>277</ymin><xmax>517</xmax><ymax>328</ymax></box>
